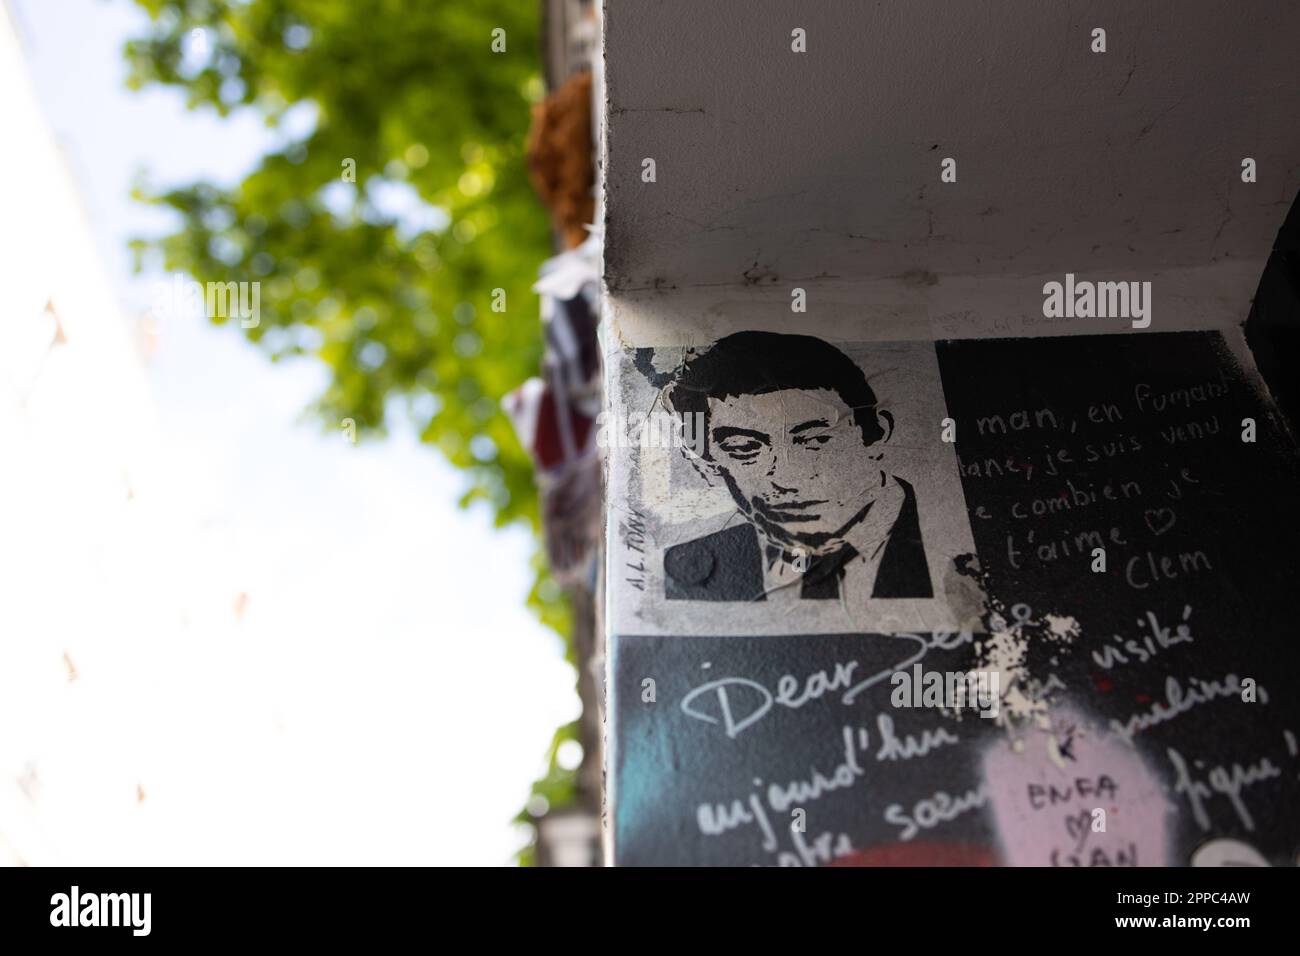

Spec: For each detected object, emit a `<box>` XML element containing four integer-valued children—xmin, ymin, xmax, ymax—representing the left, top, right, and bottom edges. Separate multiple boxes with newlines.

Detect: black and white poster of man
<box><xmin>607</xmin><ymin>332</ymin><xmax>980</xmax><ymax>636</ymax></box>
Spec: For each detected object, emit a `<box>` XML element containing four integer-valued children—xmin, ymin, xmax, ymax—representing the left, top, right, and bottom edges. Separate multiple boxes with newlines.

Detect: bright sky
<box><xmin>6</xmin><ymin>0</ymin><xmax>577</xmax><ymax>865</ymax></box>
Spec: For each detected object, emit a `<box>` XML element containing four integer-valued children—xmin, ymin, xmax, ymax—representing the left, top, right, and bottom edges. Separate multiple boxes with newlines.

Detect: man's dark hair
<box><xmin>666</xmin><ymin>332</ymin><xmax>885</xmax><ymax>457</ymax></box>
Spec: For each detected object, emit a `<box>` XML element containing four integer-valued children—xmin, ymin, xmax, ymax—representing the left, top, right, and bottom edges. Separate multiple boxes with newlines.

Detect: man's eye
<box><xmin>720</xmin><ymin>440</ymin><xmax>762</xmax><ymax>456</ymax></box>
<box><xmin>793</xmin><ymin>433</ymin><xmax>831</xmax><ymax>447</ymax></box>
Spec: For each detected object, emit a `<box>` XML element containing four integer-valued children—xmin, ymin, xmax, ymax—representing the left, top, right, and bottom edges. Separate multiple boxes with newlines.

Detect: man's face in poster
<box><xmin>704</xmin><ymin>387</ymin><xmax>891</xmax><ymax>552</ymax></box>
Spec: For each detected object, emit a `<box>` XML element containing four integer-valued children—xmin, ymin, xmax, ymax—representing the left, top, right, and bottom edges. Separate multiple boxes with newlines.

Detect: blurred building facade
<box><xmin>0</xmin><ymin>5</ymin><xmax>261</xmax><ymax>866</ymax></box>
<box><xmin>0</xmin><ymin>4</ymin><xmax>170</xmax><ymax>863</ymax></box>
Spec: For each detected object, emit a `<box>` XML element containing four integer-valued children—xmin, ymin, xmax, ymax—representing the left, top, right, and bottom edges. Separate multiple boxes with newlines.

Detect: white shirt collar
<box><xmin>758</xmin><ymin>474</ymin><xmax>906</xmax><ymax>601</ymax></box>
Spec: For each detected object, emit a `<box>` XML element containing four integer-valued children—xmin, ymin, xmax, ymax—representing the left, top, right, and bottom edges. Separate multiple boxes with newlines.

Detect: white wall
<box><xmin>603</xmin><ymin>0</ymin><xmax>1300</xmax><ymax>314</ymax></box>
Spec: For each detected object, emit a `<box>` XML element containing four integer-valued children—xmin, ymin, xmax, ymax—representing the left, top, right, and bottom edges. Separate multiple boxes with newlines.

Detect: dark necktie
<box><xmin>799</xmin><ymin>545</ymin><xmax>859</xmax><ymax>600</ymax></box>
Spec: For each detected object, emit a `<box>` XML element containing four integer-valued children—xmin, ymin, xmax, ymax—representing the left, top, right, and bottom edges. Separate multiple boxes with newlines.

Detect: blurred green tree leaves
<box><xmin>129</xmin><ymin>0</ymin><xmax>556</xmax><ymax>530</ymax></box>
<box><xmin>124</xmin><ymin>4</ymin><xmax>586</xmax><ymax>864</ymax></box>
<box><xmin>123</xmin><ymin>0</ymin><xmax>566</xmax><ymax>624</ymax></box>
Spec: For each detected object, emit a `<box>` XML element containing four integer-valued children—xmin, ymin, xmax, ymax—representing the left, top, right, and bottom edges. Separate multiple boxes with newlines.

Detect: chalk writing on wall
<box><xmin>611</xmin><ymin>330</ymin><xmax>1300</xmax><ymax>866</ymax></box>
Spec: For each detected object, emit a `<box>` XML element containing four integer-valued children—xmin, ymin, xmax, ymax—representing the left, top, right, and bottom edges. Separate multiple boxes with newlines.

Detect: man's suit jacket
<box><xmin>663</xmin><ymin>477</ymin><xmax>932</xmax><ymax>601</ymax></box>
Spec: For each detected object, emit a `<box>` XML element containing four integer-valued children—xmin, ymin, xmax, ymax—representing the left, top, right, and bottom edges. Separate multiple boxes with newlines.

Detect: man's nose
<box><xmin>766</xmin><ymin>454</ymin><xmax>812</xmax><ymax>493</ymax></box>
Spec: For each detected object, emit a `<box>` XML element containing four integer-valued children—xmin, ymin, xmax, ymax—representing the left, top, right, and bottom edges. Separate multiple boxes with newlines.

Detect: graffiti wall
<box><xmin>606</xmin><ymin>325</ymin><xmax>1300</xmax><ymax>866</ymax></box>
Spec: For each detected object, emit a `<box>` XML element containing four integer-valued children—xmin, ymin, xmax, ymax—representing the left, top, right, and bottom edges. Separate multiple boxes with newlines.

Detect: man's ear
<box><xmin>877</xmin><ymin>409</ymin><xmax>895</xmax><ymax>444</ymax></box>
